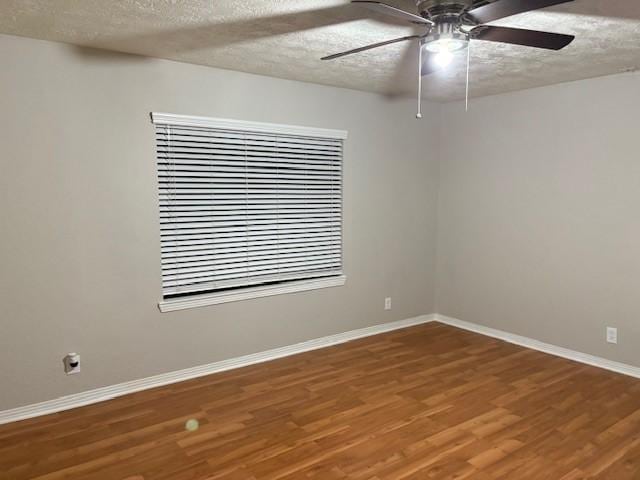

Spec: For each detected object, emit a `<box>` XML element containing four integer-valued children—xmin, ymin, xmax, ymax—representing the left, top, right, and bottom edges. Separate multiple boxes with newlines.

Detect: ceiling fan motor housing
<box><xmin>416</xmin><ymin>0</ymin><xmax>472</xmax><ymax>19</ymax></box>
<box><xmin>417</xmin><ymin>0</ymin><xmax>471</xmax><ymax>51</ymax></box>
<box><xmin>424</xmin><ymin>20</ymin><xmax>468</xmax><ymax>48</ymax></box>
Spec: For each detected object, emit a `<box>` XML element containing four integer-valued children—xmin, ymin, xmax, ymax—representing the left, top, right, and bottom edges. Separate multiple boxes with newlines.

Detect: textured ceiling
<box><xmin>1</xmin><ymin>0</ymin><xmax>639</xmax><ymax>101</ymax></box>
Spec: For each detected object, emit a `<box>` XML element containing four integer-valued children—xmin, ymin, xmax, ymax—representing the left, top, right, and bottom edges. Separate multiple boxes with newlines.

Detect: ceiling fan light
<box><xmin>434</xmin><ymin>49</ymin><xmax>454</xmax><ymax>67</ymax></box>
<box><xmin>423</xmin><ymin>34</ymin><xmax>468</xmax><ymax>69</ymax></box>
<box><xmin>424</xmin><ymin>37</ymin><xmax>468</xmax><ymax>54</ymax></box>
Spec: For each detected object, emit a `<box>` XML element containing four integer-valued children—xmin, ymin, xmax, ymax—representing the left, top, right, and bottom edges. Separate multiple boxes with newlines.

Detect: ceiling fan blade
<box><xmin>472</xmin><ymin>26</ymin><xmax>574</xmax><ymax>50</ymax></box>
<box><xmin>466</xmin><ymin>0</ymin><xmax>573</xmax><ymax>24</ymax></box>
<box><xmin>322</xmin><ymin>35</ymin><xmax>419</xmax><ymax>60</ymax></box>
<box><xmin>352</xmin><ymin>1</ymin><xmax>433</xmax><ymax>25</ymax></box>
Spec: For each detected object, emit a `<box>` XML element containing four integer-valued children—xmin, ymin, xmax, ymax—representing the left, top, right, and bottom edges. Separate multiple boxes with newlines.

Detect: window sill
<box><xmin>158</xmin><ymin>275</ymin><xmax>346</xmax><ymax>312</ymax></box>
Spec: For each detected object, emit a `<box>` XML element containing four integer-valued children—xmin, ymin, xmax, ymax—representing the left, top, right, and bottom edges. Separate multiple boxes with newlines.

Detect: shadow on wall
<box><xmin>67</xmin><ymin>45</ymin><xmax>152</xmax><ymax>63</ymax></box>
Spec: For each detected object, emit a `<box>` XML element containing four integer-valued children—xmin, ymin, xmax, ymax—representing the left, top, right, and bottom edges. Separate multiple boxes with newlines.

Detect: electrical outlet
<box><xmin>384</xmin><ymin>297</ymin><xmax>392</xmax><ymax>310</ymax></box>
<box><xmin>64</xmin><ymin>353</ymin><xmax>81</xmax><ymax>375</ymax></box>
<box><xmin>606</xmin><ymin>327</ymin><xmax>618</xmax><ymax>344</ymax></box>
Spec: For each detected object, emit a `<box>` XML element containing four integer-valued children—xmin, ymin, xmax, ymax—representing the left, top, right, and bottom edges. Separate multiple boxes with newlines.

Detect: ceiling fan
<box><xmin>322</xmin><ymin>0</ymin><xmax>575</xmax><ymax>116</ymax></box>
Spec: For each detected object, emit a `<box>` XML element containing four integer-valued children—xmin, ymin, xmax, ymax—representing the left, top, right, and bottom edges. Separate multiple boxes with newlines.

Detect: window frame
<box><xmin>151</xmin><ymin>112</ymin><xmax>348</xmax><ymax>312</ymax></box>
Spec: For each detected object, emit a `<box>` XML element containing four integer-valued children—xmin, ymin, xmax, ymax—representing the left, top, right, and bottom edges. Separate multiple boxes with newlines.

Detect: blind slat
<box><xmin>162</xmin><ymin>270</ymin><xmax>340</xmax><ymax>296</ymax></box>
<box><xmin>162</xmin><ymin>261</ymin><xmax>342</xmax><ymax>285</ymax></box>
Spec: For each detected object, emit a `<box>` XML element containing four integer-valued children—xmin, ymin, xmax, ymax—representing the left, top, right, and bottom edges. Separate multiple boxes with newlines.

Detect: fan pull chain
<box><xmin>465</xmin><ymin>37</ymin><xmax>472</xmax><ymax>112</ymax></box>
<box><xmin>416</xmin><ymin>40</ymin><xmax>423</xmax><ymax>119</ymax></box>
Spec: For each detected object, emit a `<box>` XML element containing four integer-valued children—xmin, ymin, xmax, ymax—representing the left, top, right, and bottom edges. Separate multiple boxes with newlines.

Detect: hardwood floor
<box><xmin>2</xmin><ymin>322</ymin><xmax>640</xmax><ymax>479</ymax></box>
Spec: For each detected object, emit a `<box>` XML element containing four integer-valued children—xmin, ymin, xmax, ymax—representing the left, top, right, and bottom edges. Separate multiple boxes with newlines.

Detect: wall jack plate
<box><xmin>64</xmin><ymin>353</ymin><xmax>81</xmax><ymax>374</ymax></box>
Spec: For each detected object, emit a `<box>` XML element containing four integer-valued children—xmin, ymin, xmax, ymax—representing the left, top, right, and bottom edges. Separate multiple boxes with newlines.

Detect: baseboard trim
<box><xmin>4</xmin><ymin>313</ymin><xmax>639</xmax><ymax>425</ymax></box>
<box><xmin>0</xmin><ymin>314</ymin><xmax>435</xmax><ymax>425</ymax></box>
<box><xmin>434</xmin><ymin>314</ymin><xmax>640</xmax><ymax>379</ymax></box>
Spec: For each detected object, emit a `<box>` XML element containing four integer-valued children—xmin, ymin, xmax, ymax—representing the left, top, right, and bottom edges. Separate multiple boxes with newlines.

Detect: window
<box><xmin>151</xmin><ymin>113</ymin><xmax>347</xmax><ymax>311</ymax></box>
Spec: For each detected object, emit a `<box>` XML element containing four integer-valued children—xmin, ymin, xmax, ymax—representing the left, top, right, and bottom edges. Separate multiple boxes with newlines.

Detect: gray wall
<box><xmin>4</xmin><ymin>31</ymin><xmax>640</xmax><ymax>413</ymax></box>
<box><xmin>0</xmin><ymin>34</ymin><xmax>440</xmax><ymax>410</ymax></box>
<box><xmin>437</xmin><ymin>72</ymin><xmax>640</xmax><ymax>366</ymax></box>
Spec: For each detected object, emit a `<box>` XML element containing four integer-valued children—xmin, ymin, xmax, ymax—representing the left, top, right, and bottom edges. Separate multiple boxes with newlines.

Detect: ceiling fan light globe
<box><xmin>424</xmin><ymin>38</ymin><xmax>468</xmax><ymax>54</ymax></box>
<box><xmin>434</xmin><ymin>49</ymin><xmax>454</xmax><ymax>67</ymax></box>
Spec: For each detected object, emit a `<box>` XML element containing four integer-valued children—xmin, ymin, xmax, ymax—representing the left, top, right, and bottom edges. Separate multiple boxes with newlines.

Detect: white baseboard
<box><xmin>0</xmin><ymin>314</ymin><xmax>435</xmax><ymax>425</ymax></box>
<box><xmin>3</xmin><ymin>312</ymin><xmax>639</xmax><ymax>426</ymax></box>
<box><xmin>434</xmin><ymin>314</ymin><xmax>640</xmax><ymax>379</ymax></box>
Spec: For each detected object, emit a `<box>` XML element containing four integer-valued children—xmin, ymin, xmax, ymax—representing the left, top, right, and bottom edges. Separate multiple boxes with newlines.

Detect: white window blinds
<box><xmin>152</xmin><ymin>113</ymin><xmax>346</xmax><ymax>299</ymax></box>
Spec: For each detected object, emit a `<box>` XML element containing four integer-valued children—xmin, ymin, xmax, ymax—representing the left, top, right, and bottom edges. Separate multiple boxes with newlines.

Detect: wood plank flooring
<box><xmin>2</xmin><ymin>322</ymin><xmax>640</xmax><ymax>479</ymax></box>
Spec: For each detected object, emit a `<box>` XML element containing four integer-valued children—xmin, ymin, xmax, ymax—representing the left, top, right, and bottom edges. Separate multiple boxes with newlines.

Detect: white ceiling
<box><xmin>1</xmin><ymin>0</ymin><xmax>639</xmax><ymax>101</ymax></box>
